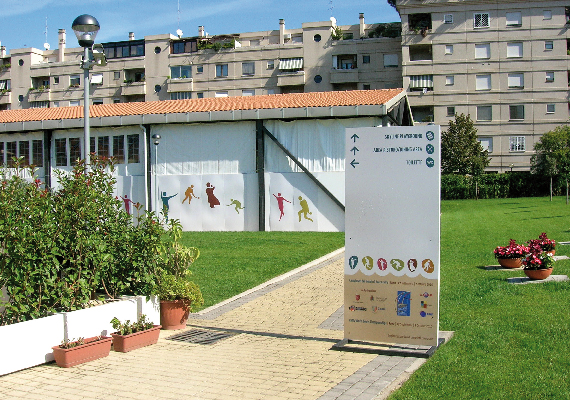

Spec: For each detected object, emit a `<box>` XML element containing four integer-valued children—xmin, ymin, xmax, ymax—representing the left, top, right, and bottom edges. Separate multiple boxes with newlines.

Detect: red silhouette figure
<box><xmin>120</xmin><ymin>194</ymin><xmax>133</xmax><ymax>215</ymax></box>
<box><xmin>273</xmin><ymin>192</ymin><xmax>291</xmax><ymax>221</ymax></box>
<box><xmin>205</xmin><ymin>182</ymin><xmax>220</xmax><ymax>208</ymax></box>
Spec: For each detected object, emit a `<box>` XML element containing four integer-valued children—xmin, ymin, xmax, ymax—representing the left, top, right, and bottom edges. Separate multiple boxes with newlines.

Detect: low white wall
<box><xmin>0</xmin><ymin>296</ymin><xmax>160</xmax><ymax>376</ymax></box>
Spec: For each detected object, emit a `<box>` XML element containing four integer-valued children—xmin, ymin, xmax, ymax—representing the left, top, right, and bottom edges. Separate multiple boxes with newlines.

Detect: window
<box><xmin>170</xmin><ymin>65</ymin><xmax>192</xmax><ymax>79</ymax></box>
<box><xmin>267</xmin><ymin>60</ymin><xmax>275</xmax><ymax>70</ymax></box>
<box><xmin>444</xmin><ymin>14</ymin><xmax>453</xmax><ymax>24</ymax></box>
<box><xmin>0</xmin><ymin>79</ymin><xmax>10</xmax><ymax>90</ymax></box>
<box><xmin>546</xmin><ymin>71</ymin><xmax>554</xmax><ymax>82</ymax></box>
<box><xmin>32</xmin><ymin>140</ymin><xmax>43</xmax><ymax>167</ymax></box>
<box><xmin>242</xmin><ymin>89</ymin><xmax>255</xmax><ymax>96</ymax></box>
<box><xmin>113</xmin><ymin>135</ymin><xmax>124</xmax><ymax>164</ymax></box>
<box><xmin>446</xmin><ymin>76</ymin><xmax>454</xmax><ymax>86</ymax></box>
<box><xmin>113</xmin><ymin>98</ymin><xmax>121</xmax><ymax>103</ymax></box>
<box><xmin>510</xmin><ymin>136</ymin><xmax>525</xmax><ymax>151</ymax></box>
<box><xmin>544</xmin><ymin>10</ymin><xmax>552</xmax><ymax>20</ymax></box>
<box><xmin>547</xmin><ymin>104</ymin><xmax>556</xmax><ymax>114</ymax></box>
<box><xmin>30</xmin><ymin>101</ymin><xmax>49</xmax><ymax>108</ymax></box>
<box><xmin>446</xmin><ymin>106</ymin><xmax>455</xmax><ymax>117</ymax></box>
<box><xmin>215</xmin><ymin>91</ymin><xmax>228</xmax><ymax>97</ymax></box>
<box><xmin>409</xmin><ymin>75</ymin><xmax>433</xmax><ymax>91</ymax></box>
<box><xmin>507</xmin><ymin>42</ymin><xmax>523</xmax><ymax>58</ymax></box>
<box><xmin>314</xmin><ymin>75</ymin><xmax>322</xmax><ymax>83</ymax></box>
<box><xmin>196</xmin><ymin>92</ymin><xmax>204</xmax><ymax>99</ymax></box>
<box><xmin>313</xmin><ymin>34</ymin><xmax>321</xmax><ymax>42</ymax></box>
<box><xmin>506</xmin><ymin>12</ymin><xmax>522</xmax><ymax>27</ymax></box>
<box><xmin>90</xmin><ymin>137</ymin><xmax>96</xmax><ymax>154</ymax></box>
<box><xmin>445</xmin><ymin>45</ymin><xmax>453</xmax><ymax>55</ymax></box>
<box><xmin>170</xmin><ymin>92</ymin><xmax>191</xmax><ymax>100</ymax></box>
<box><xmin>70</xmin><ymin>75</ymin><xmax>80</xmax><ymax>86</ymax></box>
<box><xmin>242</xmin><ymin>62</ymin><xmax>255</xmax><ymax>76</ymax></box>
<box><xmin>216</xmin><ymin>64</ymin><xmax>228</xmax><ymax>77</ymax></box>
<box><xmin>363</xmin><ymin>84</ymin><xmax>371</xmax><ymax>90</ymax></box>
<box><xmin>98</xmin><ymin>136</ymin><xmax>109</xmax><ymax>157</ymax></box>
<box><xmin>508</xmin><ymin>73</ymin><xmax>524</xmax><ymax>89</ymax></box>
<box><xmin>409</xmin><ymin>45</ymin><xmax>432</xmax><ymax>61</ymax></box>
<box><xmin>52</xmin><ymin>101</ymin><xmax>60</xmax><ymax>108</ymax></box>
<box><xmin>92</xmin><ymin>98</ymin><xmax>103</xmax><ymax>105</ymax></box>
<box><xmin>19</xmin><ymin>141</ymin><xmax>30</xmax><ymax>166</ymax></box>
<box><xmin>479</xmin><ymin>138</ymin><xmax>493</xmax><ymax>153</ymax></box>
<box><xmin>363</xmin><ymin>55</ymin><xmax>370</xmax><ymax>64</ymax></box>
<box><xmin>69</xmin><ymin>138</ymin><xmax>81</xmax><ymax>165</ymax></box>
<box><xmin>127</xmin><ymin>134</ymin><xmax>140</xmax><ymax>163</ymax></box>
<box><xmin>334</xmin><ymin>55</ymin><xmax>357</xmax><ymax>69</ymax></box>
<box><xmin>114</xmin><ymin>71</ymin><xmax>121</xmax><ymax>80</ymax></box>
<box><xmin>196</xmin><ymin>65</ymin><xmax>203</xmax><ymax>73</ymax></box>
<box><xmin>509</xmin><ymin>105</ymin><xmax>525</xmax><ymax>120</ymax></box>
<box><xmin>383</xmin><ymin>54</ymin><xmax>398</xmax><ymax>67</ymax></box>
<box><xmin>69</xmin><ymin>100</ymin><xmax>80</xmax><ymax>107</ymax></box>
<box><xmin>476</xmin><ymin>74</ymin><xmax>491</xmax><ymax>91</ymax></box>
<box><xmin>55</xmin><ymin>138</ymin><xmax>67</xmax><ymax>167</ymax></box>
<box><xmin>104</xmin><ymin>41</ymin><xmax>145</xmax><ymax>58</ymax></box>
<box><xmin>477</xmin><ymin>105</ymin><xmax>492</xmax><ymax>121</ymax></box>
<box><xmin>475</xmin><ymin>43</ymin><xmax>491</xmax><ymax>59</ymax></box>
<box><xmin>545</xmin><ymin>41</ymin><xmax>553</xmax><ymax>50</ymax></box>
<box><xmin>54</xmin><ymin>76</ymin><xmax>60</xmax><ymax>85</ymax></box>
<box><xmin>474</xmin><ymin>12</ymin><xmax>490</xmax><ymax>28</ymax></box>
<box><xmin>5</xmin><ymin>142</ymin><xmax>17</xmax><ymax>167</ymax></box>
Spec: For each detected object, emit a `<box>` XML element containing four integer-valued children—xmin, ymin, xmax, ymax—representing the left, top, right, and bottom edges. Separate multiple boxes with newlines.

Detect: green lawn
<box><xmin>180</xmin><ymin>231</ymin><xmax>344</xmax><ymax>309</ymax></box>
<box><xmin>390</xmin><ymin>197</ymin><xmax>570</xmax><ymax>400</ymax></box>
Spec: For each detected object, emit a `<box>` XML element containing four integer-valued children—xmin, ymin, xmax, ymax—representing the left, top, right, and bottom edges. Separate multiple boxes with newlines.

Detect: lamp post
<box><xmin>72</xmin><ymin>14</ymin><xmax>100</xmax><ymax>170</ymax></box>
<box><xmin>152</xmin><ymin>134</ymin><xmax>161</xmax><ymax>212</ymax></box>
<box><xmin>509</xmin><ymin>163</ymin><xmax>514</xmax><ymax>172</ymax></box>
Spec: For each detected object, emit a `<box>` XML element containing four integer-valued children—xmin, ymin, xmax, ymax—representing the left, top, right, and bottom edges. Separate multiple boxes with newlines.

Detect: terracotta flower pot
<box><xmin>52</xmin><ymin>336</ymin><xmax>112</xmax><ymax>368</ymax></box>
<box><xmin>160</xmin><ymin>300</ymin><xmax>190</xmax><ymax>330</ymax></box>
<box><xmin>524</xmin><ymin>268</ymin><xmax>553</xmax><ymax>280</ymax></box>
<box><xmin>497</xmin><ymin>257</ymin><xmax>522</xmax><ymax>269</ymax></box>
<box><xmin>111</xmin><ymin>325</ymin><xmax>161</xmax><ymax>352</ymax></box>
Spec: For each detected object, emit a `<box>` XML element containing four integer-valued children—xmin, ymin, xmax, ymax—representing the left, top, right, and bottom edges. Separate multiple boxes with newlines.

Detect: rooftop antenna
<box><xmin>176</xmin><ymin>0</ymin><xmax>183</xmax><ymax>38</ymax></box>
<box><xmin>329</xmin><ymin>0</ymin><xmax>336</xmax><ymax>25</ymax></box>
<box><xmin>43</xmin><ymin>16</ymin><xmax>50</xmax><ymax>50</ymax></box>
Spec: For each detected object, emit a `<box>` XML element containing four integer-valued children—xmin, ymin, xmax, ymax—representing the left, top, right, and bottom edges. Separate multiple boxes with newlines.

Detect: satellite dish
<box><xmin>44</xmin><ymin>43</ymin><xmax>50</xmax><ymax>50</ymax></box>
<box><xmin>176</xmin><ymin>29</ymin><xmax>183</xmax><ymax>38</ymax></box>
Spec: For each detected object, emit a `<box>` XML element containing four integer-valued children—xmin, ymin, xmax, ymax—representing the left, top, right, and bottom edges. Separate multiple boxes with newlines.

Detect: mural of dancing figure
<box><xmin>161</xmin><ymin>191</ymin><xmax>178</xmax><ymax>222</ymax></box>
<box><xmin>273</xmin><ymin>193</ymin><xmax>291</xmax><ymax>221</ymax></box>
<box><xmin>297</xmin><ymin>196</ymin><xmax>313</xmax><ymax>222</ymax></box>
<box><xmin>227</xmin><ymin>199</ymin><xmax>245</xmax><ymax>214</ymax></box>
<box><xmin>205</xmin><ymin>182</ymin><xmax>220</xmax><ymax>208</ymax></box>
<box><xmin>182</xmin><ymin>185</ymin><xmax>200</xmax><ymax>205</ymax></box>
<box><xmin>119</xmin><ymin>194</ymin><xmax>133</xmax><ymax>215</ymax></box>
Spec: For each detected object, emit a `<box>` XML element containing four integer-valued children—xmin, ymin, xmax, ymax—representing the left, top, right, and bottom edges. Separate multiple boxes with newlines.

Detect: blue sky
<box><xmin>0</xmin><ymin>0</ymin><xmax>400</xmax><ymax>52</ymax></box>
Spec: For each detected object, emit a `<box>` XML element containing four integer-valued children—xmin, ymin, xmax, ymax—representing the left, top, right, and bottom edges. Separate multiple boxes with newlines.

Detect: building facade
<box><xmin>2</xmin><ymin>2</ymin><xmax>570</xmax><ymax>171</ymax></box>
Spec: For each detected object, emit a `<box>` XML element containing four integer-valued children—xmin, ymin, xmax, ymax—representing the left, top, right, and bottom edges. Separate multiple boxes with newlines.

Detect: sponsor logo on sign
<box><xmin>349</xmin><ymin>305</ymin><xmax>367</xmax><ymax>312</ymax></box>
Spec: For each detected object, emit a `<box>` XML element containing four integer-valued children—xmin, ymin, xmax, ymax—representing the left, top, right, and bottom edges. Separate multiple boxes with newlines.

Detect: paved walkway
<box><xmin>0</xmin><ymin>250</ymin><xmax>448</xmax><ymax>400</ymax></box>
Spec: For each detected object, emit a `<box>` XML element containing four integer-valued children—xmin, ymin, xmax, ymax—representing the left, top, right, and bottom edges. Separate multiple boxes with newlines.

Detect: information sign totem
<box><xmin>344</xmin><ymin>125</ymin><xmax>440</xmax><ymax>346</ymax></box>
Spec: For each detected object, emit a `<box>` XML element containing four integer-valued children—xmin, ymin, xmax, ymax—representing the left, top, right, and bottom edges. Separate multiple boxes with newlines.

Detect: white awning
<box><xmin>409</xmin><ymin>75</ymin><xmax>433</xmax><ymax>88</ymax></box>
<box><xmin>90</xmin><ymin>74</ymin><xmax>103</xmax><ymax>84</ymax></box>
<box><xmin>279</xmin><ymin>58</ymin><xmax>303</xmax><ymax>70</ymax></box>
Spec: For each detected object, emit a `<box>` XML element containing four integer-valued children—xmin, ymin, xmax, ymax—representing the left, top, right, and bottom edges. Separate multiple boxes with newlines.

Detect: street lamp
<box><xmin>72</xmin><ymin>14</ymin><xmax>100</xmax><ymax>170</ymax></box>
<box><xmin>509</xmin><ymin>163</ymin><xmax>514</xmax><ymax>172</ymax></box>
<box><xmin>152</xmin><ymin>134</ymin><xmax>161</xmax><ymax>212</ymax></box>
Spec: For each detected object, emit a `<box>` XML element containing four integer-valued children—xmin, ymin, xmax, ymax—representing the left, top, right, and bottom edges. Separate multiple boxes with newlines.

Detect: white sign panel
<box><xmin>344</xmin><ymin>126</ymin><xmax>440</xmax><ymax>346</ymax></box>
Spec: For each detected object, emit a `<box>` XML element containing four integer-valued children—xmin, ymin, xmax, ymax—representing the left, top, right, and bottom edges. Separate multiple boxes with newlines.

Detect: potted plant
<box><xmin>153</xmin><ymin>220</ymin><xmax>203</xmax><ymax>330</ymax></box>
<box><xmin>531</xmin><ymin>232</ymin><xmax>556</xmax><ymax>255</ymax></box>
<box><xmin>523</xmin><ymin>241</ymin><xmax>555</xmax><ymax>280</ymax></box>
<box><xmin>493</xmin><ymin>239</ymin><xmax>528</xmax><ymax>268</ymax></box>
<box><xmin>52</xmin><ymin>336</ymin><xmax>112</xmax><ymax>368</ymax></box>
<box><xmin>110</xmin><ymin>314</ymin><xmax>161</xmax><ymax>353</ymax></box>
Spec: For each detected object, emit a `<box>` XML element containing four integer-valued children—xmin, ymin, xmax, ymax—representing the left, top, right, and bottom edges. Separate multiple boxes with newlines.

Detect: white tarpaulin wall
<box><xmin>151</xmin><ymin>122</ymin><xmax>257</xmax><ymax>231</ymax></box>
<box><xmin>0</xmin><ymin>131</ymin><xmax>45</xmax><ymax>182</ymax></box>
<box><xmin>149</xmin><ymin>117</ymin><xmax>383</xmax><ymax>232</ymax></box>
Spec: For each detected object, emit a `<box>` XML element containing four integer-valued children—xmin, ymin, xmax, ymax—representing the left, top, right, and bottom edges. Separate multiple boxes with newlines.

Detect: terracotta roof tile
<box><xmin>0</xmin><ymin>89</ymin><xmax>404</xmax><ymax>124</ymax></box>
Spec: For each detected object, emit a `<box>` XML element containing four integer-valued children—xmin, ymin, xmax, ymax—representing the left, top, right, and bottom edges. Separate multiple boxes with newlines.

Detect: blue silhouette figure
<box><xmin>161</xmin><ymin>191</ymin><xmax>178</xmax><ymax>222</ymax></box>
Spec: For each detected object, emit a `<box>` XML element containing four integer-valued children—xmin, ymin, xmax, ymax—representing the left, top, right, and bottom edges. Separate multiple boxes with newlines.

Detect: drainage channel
<box><xmin>166</xmin><ymin>328</ymin><xmax>238</xmax><ymax>345</ymax></box>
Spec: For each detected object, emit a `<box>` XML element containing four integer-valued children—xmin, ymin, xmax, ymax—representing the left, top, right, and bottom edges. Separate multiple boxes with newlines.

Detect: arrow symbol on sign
<box><xmin>350</xmin><ymin>147</ymin><xmax>359</xmax><ymax>155</ymax></box>
<box><xmin>350</xmin><ymin>159</ymin><xmax>359</xmax><ymax>168</ymax></box>
<box><xmin>351</xmin><ymin>134</ymin><xmax>359</xmax><ymax>143</ymax></box>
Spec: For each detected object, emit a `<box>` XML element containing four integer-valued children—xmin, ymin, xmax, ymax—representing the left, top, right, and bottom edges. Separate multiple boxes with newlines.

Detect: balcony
<box><xmin>167</xmin><ymin>78</ymin><xmax>194</xmax><ymax>92</ymax></box>
<box><xmin>277</xmin><ymin>71</ymin><xmax>305</xmax><ymax>87</ymax></box>
<box><xmin>0</xmin><ymin>91</ymin><xmax>11</xmax><ymax>105</ymax></box>
<box><xmin>121</xmin><ymin>81</ymin><xmax>146</xmax><ymax>96</ymax></box>
<box><xmin>330</xmin><ymin>69</ymin><xmax>359</xmax><ymax>84</ymax></box>
<box><xmin>28</xmin><ymin>87</ymin><xmax>51</xmax><ymax>102</ymax></box>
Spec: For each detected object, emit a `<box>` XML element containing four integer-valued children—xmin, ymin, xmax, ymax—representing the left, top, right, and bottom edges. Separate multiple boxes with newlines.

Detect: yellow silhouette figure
<box><xmin>182</xmin><ymin>185</ymin><xmax>200</xmax><ymax>205</ymax></box>
<box><xmin>227</xmin><ymin>199</ymin><xmax>245</xmax><ymax>214</ymax></box>
<box><xmin>297</xmin><ymin>196</ymin><xmax>313</xmax><ymax>222</ymax></box>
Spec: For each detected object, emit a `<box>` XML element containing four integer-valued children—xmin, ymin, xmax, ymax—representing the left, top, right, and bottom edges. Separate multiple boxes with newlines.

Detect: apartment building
<box><xmin>397</xmin><ymin>0</ymin><xmax>570</xmax><ymax>172</ymax></box>
<box><xmin>0</xmin><ymin>15</ymin><xmax>402</xmax><ymax>110</ymax></box>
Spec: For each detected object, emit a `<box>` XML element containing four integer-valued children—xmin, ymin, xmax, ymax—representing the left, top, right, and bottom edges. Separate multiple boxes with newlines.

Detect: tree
<box><xmin>531</xmin><ymin>125</ymin><xmax>570</xmax><ymax>203</ymax></box>
<box><xmin>387</xmin><ymin>0</ymin><xmax>397</xmax><ymax>10</ymax></box>
<box><xmin>441</xmin><ymin>113</ymin><xmax>490</xmax><ymax>176</ymax></box>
